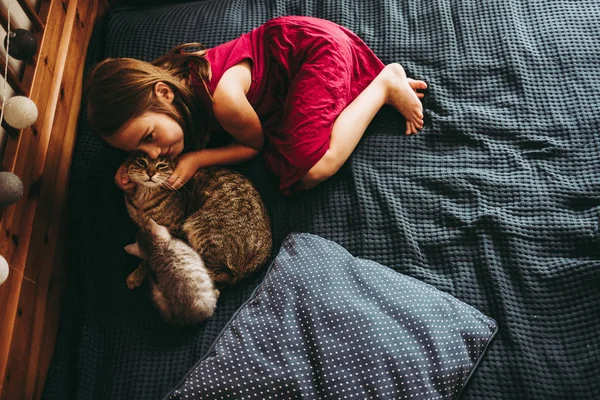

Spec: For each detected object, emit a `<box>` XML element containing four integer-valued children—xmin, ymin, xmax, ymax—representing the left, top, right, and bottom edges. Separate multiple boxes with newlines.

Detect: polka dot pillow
<box><xmin>165</xmin><ymin>233</ymin><xmax>497</xmax><ymax>400</ymax></box>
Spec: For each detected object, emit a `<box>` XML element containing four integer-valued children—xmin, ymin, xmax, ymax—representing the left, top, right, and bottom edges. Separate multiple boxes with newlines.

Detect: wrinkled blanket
<box><xmin>43</xmin><ymin>1</ymin><xmax>600</xmax><ymax>399</ymax></box>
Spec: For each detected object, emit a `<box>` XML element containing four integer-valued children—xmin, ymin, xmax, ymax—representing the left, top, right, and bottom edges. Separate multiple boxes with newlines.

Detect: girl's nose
<box><xmin>141</xmin><ymin>146</ymin><xmax>161</xmax><ymax>159</ymax></box>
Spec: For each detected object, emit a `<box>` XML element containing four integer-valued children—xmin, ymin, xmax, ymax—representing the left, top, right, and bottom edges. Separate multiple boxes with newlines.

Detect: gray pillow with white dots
<box><xmin>164</xmin><ymin>232</ymin><xmax>497</xmax><ymax>400</ymax></box>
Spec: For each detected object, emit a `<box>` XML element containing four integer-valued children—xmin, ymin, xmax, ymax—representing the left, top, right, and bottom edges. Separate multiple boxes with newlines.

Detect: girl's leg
<box><xmin>299</xmin><ymin>63</ymin><xmax>426</xmax><ymax>190</ymax></box>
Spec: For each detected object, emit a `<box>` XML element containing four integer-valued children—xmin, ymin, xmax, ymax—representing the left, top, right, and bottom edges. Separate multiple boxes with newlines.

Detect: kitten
<box><xmin>125</xmin><ymin>218</ymin><xmax>219</xmax><ymax>326</ymax></box>
<box><xmin>124</xmin><ymin>152</ymin><xmax>272</xmax><ymax>288</ymax></box>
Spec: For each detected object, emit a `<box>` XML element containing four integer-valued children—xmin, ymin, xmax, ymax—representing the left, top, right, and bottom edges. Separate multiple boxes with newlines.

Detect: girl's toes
<box><xmin>408</xmin><ymin>121</ymin><xmax>417</xmax><ymax>135</ymax></box>
<box><xmin>408</xmin><ymin>78</ymin><xmax>428</xmax><ymax>90</ymax></box>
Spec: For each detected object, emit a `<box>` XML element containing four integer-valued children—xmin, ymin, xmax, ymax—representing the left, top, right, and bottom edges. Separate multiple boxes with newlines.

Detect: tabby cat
<box><xmin>124</xmin><ymin>152</ymin><xmax>272</xmax><ymax>288</ymax></box>
<box><xmin>125</xmin><ymin>218</ymin><xmax>218</xmax><ymax>326</ymax></box>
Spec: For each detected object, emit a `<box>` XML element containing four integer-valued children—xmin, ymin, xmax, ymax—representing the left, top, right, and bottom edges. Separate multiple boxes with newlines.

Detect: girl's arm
<box><xmin>186</xmin><ymin>142</ymin><xmax>259</xmax><ymax>167</ymax></box>
<box><xmin>212</xmin><ymin>60</ymin><xmax>263</xmax><ymax>150</ymax></box>
<box><xmin>166</xmin><ymin>142</ymin><xmax>259</xmax><ymax>189</ymax></box>
<box><xmin>167</xmin><ymin>61</ymin><xmax>262</xmax><ymax>189</ymax></box>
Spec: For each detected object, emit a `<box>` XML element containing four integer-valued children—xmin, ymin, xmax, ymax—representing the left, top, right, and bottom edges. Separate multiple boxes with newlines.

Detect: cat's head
<box><xmin>124</xmin><ymin>218</ymin><xmax>172</xmax><ymax>259</ymax></box>
<box><xmin>127</xmin><ymin>152</ymin><xmax>176</xmax><ymax>189</ymax></box>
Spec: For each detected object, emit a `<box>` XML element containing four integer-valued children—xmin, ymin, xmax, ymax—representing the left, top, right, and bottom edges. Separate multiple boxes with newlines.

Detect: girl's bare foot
<box><xmin>379</xmin><ymin>64</ymin><xmax>427</xmax><ymax>135</ymax></box>
<box><xmin>408</xmin><ymin>78</ymin><xmax>427</xmax><ymax>99</ymax></box>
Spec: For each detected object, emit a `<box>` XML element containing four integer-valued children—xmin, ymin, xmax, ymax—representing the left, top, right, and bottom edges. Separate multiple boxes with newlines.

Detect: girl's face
<box><xmin>105</xmin><ymin>111</ymin><xmax>185</xmax><ymax>159</ymax></box>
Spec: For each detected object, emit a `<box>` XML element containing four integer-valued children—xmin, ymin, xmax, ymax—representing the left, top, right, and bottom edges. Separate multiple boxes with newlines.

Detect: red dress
<box><xmin>191</xmin><ymin>16</ymin><xmax>384</xmax><ymax>195</ymax></box>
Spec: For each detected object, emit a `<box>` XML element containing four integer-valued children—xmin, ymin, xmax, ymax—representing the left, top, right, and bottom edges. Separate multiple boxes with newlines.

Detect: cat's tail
<box><xmin>189</xmin><ymin>288</ymin><xmax>219</xmax><ymax>322</ymax></box>
<box><xmin>152</xmin><ymin>285</ymin><xmax>219</xmax><ymax>327</ymax></box>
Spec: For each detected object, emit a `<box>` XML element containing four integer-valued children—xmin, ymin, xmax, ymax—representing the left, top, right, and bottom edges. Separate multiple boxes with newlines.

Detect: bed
<box><xmin>22</xmin><ymin>0</ymin><xmax>600</xmax><ymax>398</ymax></box>
<box><xmin>0</xmin><ymin>1</ymin><xmax>108</xmax><ymax>399</ymax></box>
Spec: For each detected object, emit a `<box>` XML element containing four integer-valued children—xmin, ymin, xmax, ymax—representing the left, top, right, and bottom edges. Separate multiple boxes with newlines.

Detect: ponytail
<box><xmin>152</xmin><ymin>43</ymin><xmax>214</xmax><ymax>102</ymax></box>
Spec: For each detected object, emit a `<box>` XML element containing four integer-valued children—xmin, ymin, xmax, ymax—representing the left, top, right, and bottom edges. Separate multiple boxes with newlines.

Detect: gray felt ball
<box><xmin>0</xmin><ymin>171</ymin><xmax>24</xmax><ymax>206</ymax></box>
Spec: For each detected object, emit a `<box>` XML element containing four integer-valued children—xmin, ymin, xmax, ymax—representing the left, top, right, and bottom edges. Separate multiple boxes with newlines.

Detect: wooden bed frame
<box><xmin>0</xmin><ymin>1</ymin><xmax>109</xmax><ymax>399</ymax></box>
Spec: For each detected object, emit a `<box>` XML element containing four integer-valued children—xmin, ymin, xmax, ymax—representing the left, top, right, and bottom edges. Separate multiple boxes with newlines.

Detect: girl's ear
<box><xmin>154</xmin><ymin>82</ymin><xmax>174</xmax><ymax>103</ymax></box>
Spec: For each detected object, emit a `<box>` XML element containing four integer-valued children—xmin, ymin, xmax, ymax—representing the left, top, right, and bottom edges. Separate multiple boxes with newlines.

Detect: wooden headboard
<box><xmin>0</xmin><ymin>1</ymin><xmax>108</xmax><ymax>399</ymax></box>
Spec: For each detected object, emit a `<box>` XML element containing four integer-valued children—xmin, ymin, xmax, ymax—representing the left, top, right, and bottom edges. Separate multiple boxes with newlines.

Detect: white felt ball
<box><xmin>0</xmin><ymin>255</ymin><xmax>8</xmax><ymax>286</ymax></box>
<box><xmin>3</xmin><ymin>96</ymin><xmax>38</xmax><ymax>129</ymax></box>
<box><xmin>0</xmin><ymin>171</ymin><xmax>24</xmax><ymax>206</ymax></box>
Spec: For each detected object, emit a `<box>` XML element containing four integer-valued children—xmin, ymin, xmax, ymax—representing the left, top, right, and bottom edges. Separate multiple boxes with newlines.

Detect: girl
<box><xmin>86</xmin><ymin>16</ymin><xmax>427</xmax><ymax>195</ymax></box>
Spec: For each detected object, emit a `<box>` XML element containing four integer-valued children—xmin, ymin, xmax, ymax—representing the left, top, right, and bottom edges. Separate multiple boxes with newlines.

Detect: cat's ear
<box><xmin>147</xmin><ymin>218</ymin><xmax>170</xmax><ymax>239</ymax></box>
<box><xmin>124</xmin><ymin>242</ymin><xmax>146</xmax><ymax>259</ymax></box>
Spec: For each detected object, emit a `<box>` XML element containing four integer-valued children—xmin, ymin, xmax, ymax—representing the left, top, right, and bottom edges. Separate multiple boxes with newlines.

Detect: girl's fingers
<box><xmin>115</xmin><ymin>176</ymin><xmax>134</xmax><ymax>193</ymax></box>
<box><xmin>167</xmin><ymin>175</ymin><xmax>187</xmax><ymax>190</ymax></box>
<box><xmin>166</xmin><ymin>176</ymin><xmax>177</xmax><ymax>187</ymax></box>
<box><xmin>123</xmin><ymin>182</ymin><xmax>135</xmax><ymax>194</ymax></box>
<box><xmin>116</xmin><ymin>176</ymin><xmax>129</xmax><ymax>189</ymax></box>
<box><xmin>118</xmin><ymin>166</ymin><xmax>129</xmax><ymax>181</ymax></box>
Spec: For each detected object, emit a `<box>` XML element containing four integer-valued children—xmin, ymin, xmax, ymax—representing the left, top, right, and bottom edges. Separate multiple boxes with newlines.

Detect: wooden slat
<box><xmin>0</xmin><ymin>120</ymin><xmax>19</xmax><ymax>139</ymax></box>
<box><xmin>16</xmin><ymin>0</ymin><xmax>45</xmax><ymax>32</ymax></box>
<box><xmin>24</xmin><ymin>2</ymin><xmax>98</xmax><ymax>397</ymax></box>
<box><xmin>0</xmin><ymin>5</ymin><xmax>17</xmax><ymax>33</ymax></box>
<box><xmin>0</xmin><ymin>0</ymin><xmax>66</xmax><ymax>387</ymax></box>
<box><xmin>19</xmin><ymin>1</ymin><xmax>51</xmax><ymax>98</ymax></box>
<box><xmin>0</xmin><ymin>0</ymin><xmax>45</xmax><ymax>32</ymax></box>
<box><xmin>0</xmin><ymin>0</ymin><xmax>107</xmax><ymax>399</ymax></box>
<box><xmin>0</xmin><ymin>57</ymin><xmax>27</xmax><ymax>96</ymax></box>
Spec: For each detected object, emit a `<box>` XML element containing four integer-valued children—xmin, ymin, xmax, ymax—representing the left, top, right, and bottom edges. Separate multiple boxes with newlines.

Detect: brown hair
<box><xmin>85</xmin><ymin>43</ymin><xmax>212</xmax><ymax>151</ymax></box>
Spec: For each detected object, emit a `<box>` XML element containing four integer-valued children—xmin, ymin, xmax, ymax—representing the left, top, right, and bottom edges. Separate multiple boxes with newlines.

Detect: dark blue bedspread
<box><xmin>43</xmin><ymin>1</ymin><xmax>600</xmax><ymax>399</ymax></box>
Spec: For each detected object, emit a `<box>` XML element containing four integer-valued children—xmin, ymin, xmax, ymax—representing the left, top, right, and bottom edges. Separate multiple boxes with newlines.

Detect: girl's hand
<box><xmin>166</xmin><ymin>152</ymin><xmax>201</xmax><ymax>190</ymax></box>
<box><xmin>115</xmin><ymin>160</ymin><xmax>135</xmax><ymax>193</ymax></box>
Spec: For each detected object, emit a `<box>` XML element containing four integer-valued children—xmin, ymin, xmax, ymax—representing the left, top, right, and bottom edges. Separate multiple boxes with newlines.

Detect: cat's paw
<box><xmin>126</xmin><ymin>272</ymin><xmax>144</xmax><ymax>289</ymax></box>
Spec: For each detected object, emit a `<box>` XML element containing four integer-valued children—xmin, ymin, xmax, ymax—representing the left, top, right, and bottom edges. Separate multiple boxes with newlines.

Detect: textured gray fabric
<box><xmin>43</xmin><ymin>1</ymin><xmax>600</xmax><ymax>399</ymax></box>
<box><xmin>165</xmin><ymin>233</ymin><xmax>497</xmax><ymax>400</ymax></box>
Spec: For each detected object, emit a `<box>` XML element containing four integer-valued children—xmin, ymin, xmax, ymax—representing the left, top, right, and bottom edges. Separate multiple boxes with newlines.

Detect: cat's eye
<box><xmin>136</xmin><ymin>159</ymin><xmax>148</xmax><ymax>168</ymax></box>
<box><xmin>156</xmin><ymin>163</ymin><xmax>169</xmax><ymax>170</ymax></box>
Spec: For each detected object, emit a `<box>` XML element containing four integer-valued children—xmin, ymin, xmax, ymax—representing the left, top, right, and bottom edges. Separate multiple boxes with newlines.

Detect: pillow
<box><xmin>164</xmin><ymin>233</ymin><xmax>497</xmax><ymax>399</ymax></box>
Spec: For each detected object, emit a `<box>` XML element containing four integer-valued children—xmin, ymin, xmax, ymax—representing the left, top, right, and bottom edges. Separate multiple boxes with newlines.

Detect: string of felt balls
<box><xmin>0</xmin><ymin>0</ymin><xmax>40</xmax><ymax>286</ymax></box>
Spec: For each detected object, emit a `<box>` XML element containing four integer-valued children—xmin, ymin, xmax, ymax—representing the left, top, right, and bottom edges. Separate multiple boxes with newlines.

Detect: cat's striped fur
<box><xmin>124</xmin><ymin>152</ymin><xmax>272</xmax><ymax>288</ymax></box>
<box><xmin>125</xmin><ymin>218</ymin><xmax>218</xmax><ymax>326</ymax></box>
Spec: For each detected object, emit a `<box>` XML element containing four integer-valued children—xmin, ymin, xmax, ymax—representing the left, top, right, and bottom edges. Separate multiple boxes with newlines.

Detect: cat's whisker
<box><xmin>160</xmin><ymin>181</ymin><xmax>174</xmax><ymax>190</ymax></box>
<box><xmin>177</xmin><ymin>185</ymin><xmax>192</xmax><ymax>196</ymax></box>
<box><xmin>161</xmin><ymin>181</ymin><xmax>179</xmax><ymax>193</ymax></box>
<box><xmin>162</xmin><ymin>180</ymin><xmax>193</xmax><ymax>199</ymax></box>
